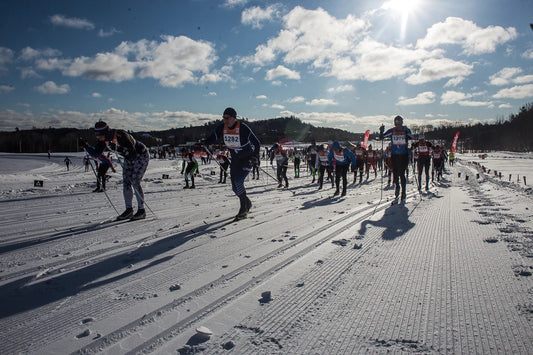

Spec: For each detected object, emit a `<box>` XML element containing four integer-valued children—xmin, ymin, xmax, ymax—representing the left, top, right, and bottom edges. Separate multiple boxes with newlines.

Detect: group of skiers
<box><xmin>81</xmin><ymin>108</ymin><xmax>450</xmax><ymax>221</ymax></box>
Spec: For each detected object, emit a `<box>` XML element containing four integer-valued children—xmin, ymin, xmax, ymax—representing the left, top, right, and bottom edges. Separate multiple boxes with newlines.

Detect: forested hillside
<box><xmin>1</xmin><ymin>104</ymin><xmax>531</xmax><ymax>153</ymax></box>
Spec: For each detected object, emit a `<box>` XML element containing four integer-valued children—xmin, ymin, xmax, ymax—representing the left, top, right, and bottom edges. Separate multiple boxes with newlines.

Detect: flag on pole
<box><xmin>363</xmin><ymin>130</ymin><xmax>370</xmax><ymax>149</ymax></box>
<box><xmin>451</xmin><ymin>131</ymin><xmax>460</xmax><ymax>153</ymax></box>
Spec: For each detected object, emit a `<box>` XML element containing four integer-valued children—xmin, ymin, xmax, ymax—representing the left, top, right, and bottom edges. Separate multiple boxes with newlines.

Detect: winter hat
<box><xmin>418</xmin><ymin>134</ymin><xmax>425</xmax><ymax>140</ymax></box>
<box><xmin>223</xmin><ymin>107</ymin><xmax>237</xmax><ymax>118</ymax></box>
<box><xmin>394</xmin><ymin>115</ymin><xmax>403</xmax><ymax>124</ymax></box>
<box><xmin>332</xmin><ymin>141</ymin><xmax>341</xmax><ymax>150</ymax></box>
<box><xmin>94</xmin><ymin>121</ymin><xmax>109</xmax><ymax>134</ymax></box>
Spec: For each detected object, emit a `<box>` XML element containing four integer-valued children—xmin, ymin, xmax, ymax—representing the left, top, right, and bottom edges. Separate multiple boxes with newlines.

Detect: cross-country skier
<box><xmin>353</xmin><ymin>142</ymin><xmax>366</xmax><ymax>184</ymax></box>
<box><xmin>293</xmin><ymin>149</ymin><xmax>302</xmax><ymax>178</ymax></box>
<box><xmin>380</xmin><ymin>115</ymin><xmax>414</xmax><ymax>202</ymax></box>
<box><xmin>317</xmin><ymin>144</ymin><xmax>334</xmax><ymax>190</ymax></box>
<box><xmin>91</xmin><ymin>120</ymin><xmax>149</xmax><ymax>220</ymax></box>
<box><xmin>412</xmin><ymin>134</ymin><xmax>433</xmax><ymax>191</ymax></box>
<box><xmin>183</xmin><ymin>152</ymin><xmax>198</xmax><ymax>189</ymax></box>
<box><xmin>205</xmin><ymin>107</ymin><xmax>261</xmax><ymax>220</ymax></box>
<box><xmin>306</xmin><ymin>140</ymin><xmax>319</xmax><ymax>183</ymax></box>
<box><xmin>64</xmin><ymin>157</ymin><xmax>71</xmax><ymax>171</ymax></box>
<box><xmin>448</xmin><ymin>151</ymin><xmax>455</xmax><ymax>166</ymax></box>
<box><xmin>432</xmin><ymin>145</ymin><xmax>444</xmax><ymax>182</ymax></box>
<box><xmin>328</xmin><ymin>141</ymin><xmax>356</xmax><ymax>197</ymax></box>
<box><xmin>365</xmin><ymin>144</ymin><xmax>377</xmax><ymax>180</ymax></box>
<box><xmin>217</xmin><ymin>151</ymin><xmax>230</xmax><ymax>183</ymax></box>
<box><xmin>84</xmin><ymin>156</ymin><xmax>90</xmax><ymax>172</ymax></box>
<box><xmin>270</xmin><ymin>143</ymin><xmax>289</xmax><ymax>188</ymax></box>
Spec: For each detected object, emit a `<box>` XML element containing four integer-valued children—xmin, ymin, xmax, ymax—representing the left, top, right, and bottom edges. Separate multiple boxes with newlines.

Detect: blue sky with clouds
<box><xmin>0</xmin><ymin>0</ymin><xmax>532</xmax><ymax>133</ymax></box>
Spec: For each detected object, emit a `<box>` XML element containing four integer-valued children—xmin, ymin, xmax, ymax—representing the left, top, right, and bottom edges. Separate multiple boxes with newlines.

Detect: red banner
<box><xmin>451</xmin><ymin>131</ymin><xmax>460</xmax><ymax>153</ymax></box>
<box><xmin>363</xmin><ymin>130</ymin><xmax>370</xmax><ymax>149</ymax></box>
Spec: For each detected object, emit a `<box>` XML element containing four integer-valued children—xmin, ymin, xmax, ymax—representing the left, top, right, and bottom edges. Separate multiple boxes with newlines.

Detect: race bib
<box><xmin>224</xmin><ymin>134</ymin><xmax>241</xmax><ymax>149</ymax></box>
<box><xmin>334</xmin><ymin>153</ymin><xmax>344</xmax><ymax>162</ymax></box>
<box><xmin>419</xmin><ymin>145</ymin><xmax>428</xmax><ymax>153</ymax></box>
<box><xmin>392</xmin><ymin>134</ymin><xmax>407</xmax><ymax>145</ymax></box>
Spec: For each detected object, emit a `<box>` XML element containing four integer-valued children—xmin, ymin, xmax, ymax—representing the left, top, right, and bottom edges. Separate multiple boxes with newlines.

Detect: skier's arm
<box><xmin>382</xmin><ymin>128</ymin><xmax>394</xmax><ymax>139</ymax></box>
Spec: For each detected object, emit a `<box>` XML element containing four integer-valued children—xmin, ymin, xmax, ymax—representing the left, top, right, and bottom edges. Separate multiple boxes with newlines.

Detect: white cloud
<box><xmin>35</xmin><ymin>81</ymin><xmax>70</xmax><ymax>94</ymax></box>
<box><xmin>208</xmin><ymin>92</ymin><xmax>217</xmax><ymax>96</ymax></box>
<box><xmin>498</xmin><ymin>103</ymin><xmax>512</xmax><ymax>108</ymax></box>
<box><xmin>223</xmin><ymin>0</ymin><xmax>248</xmax><ymax>7</ymax></box>
<box><xmin>441</xmin><ymin>90</ymin><xmax>493</xmax><ymax>107</ymax></box>
<box><xmin>50</xmin><ymin>14</ymin><xmax>95</xmax><ymax>30</ymax></box>
<box><xmin>20</xmin><ymin>68</ymin><xmax>41</xmax><ymax>79</ymax></box>
<box><xmin>306</xmin><ymin>98</ymin><xmax>338</xmax><ymax>106</ymax></box>
<box><xmin>98</xmin><ymin>27</ymin><xmax>121</xmax><ymax>37</ymax></box>
<box><xmin>0</xmin><ymin>85</ymin><xmax>14</xmax><ymax>94</ymax></box>
<box><xmin>287</xmin><ymin>96</ymin><xmax>305</xmax><ymax>103</ymax></box>
<box><xmin>397</xmin><ymin>91</ymin><xmax>436</xmax><ymax>105</ymax></box>
<box><xmin>416</xmin><ymin>17</ymin><xmax>517</xmax><ymax>55</ymax></box>
<box><xmin>242</xmin><ymin>5</ymin><xmax>280</xmax><ymax>29</ymax></box>
<box><xmin>91</xmin><ymin>92</ymin><xmax>102</xmax><ymax>98</ymax></box>
<box><xmin>256</xmin><ymin>95</ymin><xmax>268</xmax><ymax>99</ymax></box>
<box><xmin>19</xmin><ymin>47</ymin><xmax>62</xmax><ymax>61</ymax></box>
<box><xmin>35</xmin><ymin>58</ymin><xmax>71</xmax><ymax>71</ymax></box>
<box><xmin>456</xmin><ymin>100</ymin><xmax>493</xmax><ymax>107</ymax></box>
<box><xmin>441</xmin><ymin>90</ymin><xmax>472</xmax><ymax>105</ymax></box>
<box><xmin>61</xmin><ymin>35</ymin><xmax>218</xmax><ymax>87</ymax></box>
<box><xmin>265</xmin><ymin>65</ymin><xmax>300</xmax><ymax>80</ymax></box>
<box><xmin>522</xmin><ymin>48</ymin><xmax>533</xmax><ymax>60</ymax></box>
<box><xmin>405</xmin><ymin>58</ymin><xmax>473</xmax><ymax>85</ymax></box>
<box><xmin>0</xmin><ymin>47</ymin><xmax>14</xmax><ymax>72</ymax></box>
<box><xmin>271</xmin><ymin>104</ymin><xmax>285</xmax><ymax>109</ymax></box>
<box><xmin>489</xmin><ymin>68</ymin><xmax>533</xmax><ymax>86</ymax></box>
<box><xmin>327</xmin><ymin>84</ymin><xmax>355</xmax><ymax>93</ymax></box>
<box><xmin>242</xmin><ymin>6</ymin><xmax>368</xmax><ymax>68</ymax></box>
<box><xmin>489</xmin><ymin>67</ymin><xmax>522</xmax><ymax>86</ymax></box>
<box><xmin>65</xmin><ymin>53</ymin><xmax>136</xmax><ymax>82</ymax></box>
<box><xmin>0</xmin><ymin>107</ymin><xmax>226</xmax><ymax>131</ymax></box>
<box><xmin>492</xmin><ymin>84</ymin><xmax>533</xmax><ymax>99</ymax></box>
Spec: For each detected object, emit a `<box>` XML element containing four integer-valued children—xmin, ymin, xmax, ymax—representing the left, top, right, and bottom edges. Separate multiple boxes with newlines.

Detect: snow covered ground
<box><xmin>0</xmin><ymin>151</ymin><xmax>532</xmax><ymax>354</ymax></box>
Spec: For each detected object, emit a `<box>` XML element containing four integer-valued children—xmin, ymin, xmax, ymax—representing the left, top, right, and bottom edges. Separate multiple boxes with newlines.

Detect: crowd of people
<box><xmin>80</xmin><ymin>108</ymin><xmax>451</xmax><ymax>221</ymax></box>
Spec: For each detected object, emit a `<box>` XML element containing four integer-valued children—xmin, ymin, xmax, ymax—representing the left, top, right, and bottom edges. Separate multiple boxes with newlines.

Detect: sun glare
<box><xmin>381</xmin><ymin>0</ymin><xmax>422</xmax><ymax>40</ymax></box>
<box><xmin>382</xmin><ymin>0</ymin><xmax>420</xmax><ymax>15</ymax></box>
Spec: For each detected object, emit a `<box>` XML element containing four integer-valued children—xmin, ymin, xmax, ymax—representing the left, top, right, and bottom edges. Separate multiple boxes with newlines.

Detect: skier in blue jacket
<box><xmin>205</xmin><ymin>107</ymin><xmax>261</xmax><ymax>220</ymax></box>
<box><xmin>380</xmin><ymin>115</ymin><xmax>413</xmax><ymax>202</ymax></box>
<box><xmin>328</xmin><ymin>141</ymin><xmax>356</xmax><ymax>197</ymax></box>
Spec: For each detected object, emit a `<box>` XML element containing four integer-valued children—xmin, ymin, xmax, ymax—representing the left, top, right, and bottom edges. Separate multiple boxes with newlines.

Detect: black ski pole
<box><xmin>88</xmin><ymin>159</ymin><xmax>120</xmax><ymax>216</ymax></box>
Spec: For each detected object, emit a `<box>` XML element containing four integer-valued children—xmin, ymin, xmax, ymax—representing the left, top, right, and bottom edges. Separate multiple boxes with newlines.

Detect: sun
<box><xmin>380</xmin><ymin>0</ymin><xmax>422</xmax><ymax>40</ymax></box>
<box><xmin>381</xmin><ymin>0</ymin><xmax>421</xmax><ymax>15</ymax></box>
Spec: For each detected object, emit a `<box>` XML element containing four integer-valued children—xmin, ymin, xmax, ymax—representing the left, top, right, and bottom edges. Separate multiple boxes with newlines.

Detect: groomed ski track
<box><xmin>0</xmin><ymin>157</ymin><xmax>532</xmax><ymax>354</ymax></box>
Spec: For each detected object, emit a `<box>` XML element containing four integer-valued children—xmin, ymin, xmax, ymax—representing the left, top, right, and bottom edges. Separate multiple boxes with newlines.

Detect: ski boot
<box><xmin>131</xmin><ymin>209</ymin><xmax>146</xmax><ymax>220</ymax></box>
<box><xmin>117</xmin><ymin>208</ymin><xmax>134</xmax><ymax>220</ymax></box>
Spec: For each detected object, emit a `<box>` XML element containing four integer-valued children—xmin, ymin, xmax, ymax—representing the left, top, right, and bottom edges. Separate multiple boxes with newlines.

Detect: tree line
<box><xmin>1</xmin><ymin>103</ymin><xmax>531</xmax><ymax>153</ymax></box>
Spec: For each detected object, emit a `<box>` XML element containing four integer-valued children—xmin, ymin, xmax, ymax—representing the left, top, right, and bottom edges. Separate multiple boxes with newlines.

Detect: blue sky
<box><xmin>0</xmin><ymin>0</ymin><xmax>532</xmax><ymax>134</ymax></box>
